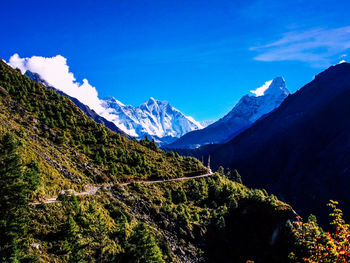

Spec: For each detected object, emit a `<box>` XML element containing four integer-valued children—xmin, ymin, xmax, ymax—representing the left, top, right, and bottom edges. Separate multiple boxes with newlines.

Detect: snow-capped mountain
<box><xmin>168</xmin><ymin>77</ymin><xmax>290</xmax><ymax>149</ymax></box>
<box><xmin>218</xmin><ymin>76</ymin><xmax>289</xmax><ymax>124</ymax></box>
<box><xmin>11</xmin><ymin>56</ymin><xmax>206</xmax><ymax>145</ymax></box>
<box><xmin>101</xmin><ymin>97</ymin><xmax>204</xmax><ymax>144</ymax></box>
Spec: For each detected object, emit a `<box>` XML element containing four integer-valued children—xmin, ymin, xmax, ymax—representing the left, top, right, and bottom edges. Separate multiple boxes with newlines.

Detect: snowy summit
<box><xmin>101</xmin><ymin>97</ymin><xmax>204</xmax><ymax>144</ymax></box>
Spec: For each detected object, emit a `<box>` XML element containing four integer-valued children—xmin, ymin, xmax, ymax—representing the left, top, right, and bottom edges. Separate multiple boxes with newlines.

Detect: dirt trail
<box><xmin>31</xmin><ymin>173</ymin><xmax>214</xmax><ymax>205</ymax></box>
<box><xmin>119</xmin><ymin>172</ymin><xmax>213</xmax><ymax>186</ymax></box>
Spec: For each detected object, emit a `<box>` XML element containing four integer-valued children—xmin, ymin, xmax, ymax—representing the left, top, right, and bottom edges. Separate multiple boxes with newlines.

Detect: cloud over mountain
<box><xmin>8</xmin><ymin>54</ymin><xmax>106</xmax><ymax>114</ymax></box>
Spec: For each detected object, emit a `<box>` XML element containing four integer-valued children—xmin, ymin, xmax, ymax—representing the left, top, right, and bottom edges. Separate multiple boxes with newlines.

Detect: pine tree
<box><xmin>127</xmin><ymin>223</ymin><xmax>165</xmax><ymax>263</ymax></box>
<box><xmin>232</xmin><ymin>169</ymin><xmax>242</xmax><ymax>184</ymax></box>
<box><xmin>217</xmin><ymin>166</ymin><xmax>225</xmax><ymax>176</ymax></box>
<box><xmin>0</xmin><ymin>132</ymin><xmax>41</xmax><ymax>261</ymax></box>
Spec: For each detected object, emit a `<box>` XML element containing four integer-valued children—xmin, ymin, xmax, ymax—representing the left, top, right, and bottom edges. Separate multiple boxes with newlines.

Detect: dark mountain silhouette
<box><xmin>209</xmin><ymin>62</ymin><xmax>350</xmax><ymax>224</ymax></box>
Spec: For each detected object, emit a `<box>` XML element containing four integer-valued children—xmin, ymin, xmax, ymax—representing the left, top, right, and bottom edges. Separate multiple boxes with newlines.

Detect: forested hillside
<box><xmin>0</xmin><ymin>133</ymin><xmax>295</xmax><ymax>262</ymax></box>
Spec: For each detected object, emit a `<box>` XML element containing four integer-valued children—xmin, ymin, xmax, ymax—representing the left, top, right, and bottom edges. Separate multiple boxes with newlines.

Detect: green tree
<box><xmin>290</xmin><ymin>201</ymin><xmax>350</xmax><ymax>263</ymax></box>
<box><xmin>231</xmin><ymin>169</ymin><xmax>242</xmax><ymax>184</ymax></box>
<box><xmin>217</xmin><ymin>166</ymin><xmax>225</xmax><ymax>176</ymax></box>
<box><xmin>61</xmin><ymin>213</ymin><xmax>81</xmax><ymax>260</ymax></box>
<box><xmin>64</xmin><ymin>214</ymin><xmax>79</xmax><ymax>242</ymax></box>
<box><xmin>127</xmin><ymin>223</ymin><xmax>165</xmax><ymax>263</ymax></box>
<box><xmin>0</xmin><ymin>132</ymin><xmax>41</xmax><ymax>261</ymax></box>
<box><xmin>172</xmin><ymin>187</ymin><xmax>187</xmax><ymax>204</ymax></box>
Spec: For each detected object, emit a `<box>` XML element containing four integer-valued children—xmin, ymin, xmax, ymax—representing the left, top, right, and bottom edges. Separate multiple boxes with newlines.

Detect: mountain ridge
<box><xmin>101</xmin><ymin>96</ymin><xmax>204</xmax><ymax>145</ymax></box>
<box><xmin>168</xmin><ymin>77</ymin><xmax>290</xmax><ymax>149</ymax></box>
<box><xmin>24</xmin><ymin>70</ymin><xmax>129</xmax><ymax>138</ymax></box>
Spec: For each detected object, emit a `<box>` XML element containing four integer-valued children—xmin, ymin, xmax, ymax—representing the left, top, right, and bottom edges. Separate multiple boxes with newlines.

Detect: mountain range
<box><xmin>20</xmin><ymin>67</ymin><xmax>292</xmax><ymax>150</ymax></box>
<box><xmin>17</xmin><ymin>59</ymin><xmax>350</xmax><ymax>226</ymax></box>
<box><xmin>101</xmin><ymin>96</ymin><xmax>205</xmax><ymax>145</ymax></box>
<box><xmin>168</xmin><ymin>77</ymin><xmax>290</xmax><ymax>149</ymax></box>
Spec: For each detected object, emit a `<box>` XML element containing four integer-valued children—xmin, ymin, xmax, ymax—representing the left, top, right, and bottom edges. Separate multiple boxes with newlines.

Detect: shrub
<box><xmin>290</xmin><ymin>200</ymin><xmax>350</xmax><ymax>263</ymax></box>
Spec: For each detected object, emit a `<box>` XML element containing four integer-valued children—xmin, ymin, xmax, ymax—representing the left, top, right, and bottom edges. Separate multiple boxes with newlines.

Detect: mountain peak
<box><xmin>145</xmin><ymin>97</ymin><xmax>169</xmax><ymax>107</ymax></box>
<box><xmin>250</xmin><ymin>76</ymin><xmax>289</xmax><ymax>97</ymax></box>
<box><xmin>24</xmin><ymin>70</ymin><xmax>50</xmax><ymax>87</ymax></box>
<box><xmin>148</xmin><ymin>97</ymin><xmax>156</xmax><ymax>103</ymax></box>
<box><xmin>103</xmin><ymin>96</ymin><xmax>125</xmax><ymax>107</ymax></box>
<box><xmin>313</xmin><ymin>61</ymin><xmax>350</xmax><ymax>81</ymax></box>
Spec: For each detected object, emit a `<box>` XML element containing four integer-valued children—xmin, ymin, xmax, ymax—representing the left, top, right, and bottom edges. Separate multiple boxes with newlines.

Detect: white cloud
<box><xmin>8</xmin><ymin>53</ymin><xmax>109</xmax><ymax>116</ymax></box>
<box><xmin>339</xmin><ymin>60</ymin><xmax>346</xmax><ymax>64</ymax></box>
<box><xmin>251</xmin><ymin>26</ymin><xmax>350</xmax><ymax>66</ymax></box>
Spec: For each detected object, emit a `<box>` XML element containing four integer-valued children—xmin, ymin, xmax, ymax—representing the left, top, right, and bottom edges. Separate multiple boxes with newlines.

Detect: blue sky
<box><xmin>1</xmin><ymin>0</ymin><xmax>350</xmax><ymax>121</ymax></box>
